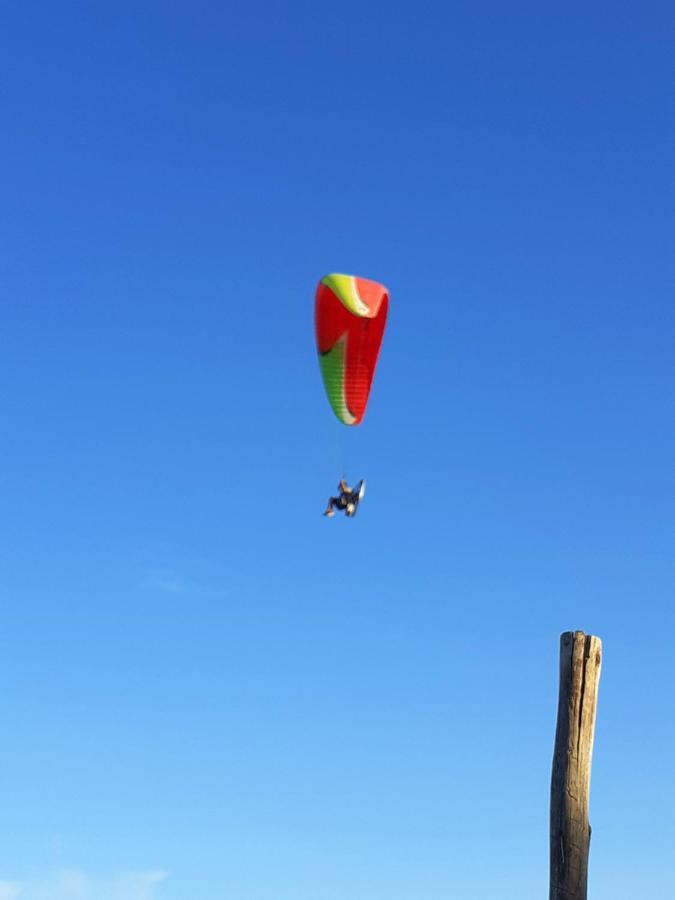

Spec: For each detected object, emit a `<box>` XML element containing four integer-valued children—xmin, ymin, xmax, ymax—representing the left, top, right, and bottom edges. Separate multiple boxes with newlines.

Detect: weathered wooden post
<box><xmin>549</xmin><ymin>631</ymin><xmax>602</xmax><ymax>900</ymax></box>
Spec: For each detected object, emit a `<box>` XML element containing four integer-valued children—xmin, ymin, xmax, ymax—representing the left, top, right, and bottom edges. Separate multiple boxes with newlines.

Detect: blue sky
<box><xmin>1</xmin><ymin>2</ymin><xmax>674</xmax><ymax>898</ymax></box>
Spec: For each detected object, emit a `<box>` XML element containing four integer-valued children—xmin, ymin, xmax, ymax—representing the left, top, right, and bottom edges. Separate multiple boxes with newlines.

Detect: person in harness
<box><xmin>323</xmin><ymin>478</ymin><xmax>365</xmax><ymax>518</ymax></box>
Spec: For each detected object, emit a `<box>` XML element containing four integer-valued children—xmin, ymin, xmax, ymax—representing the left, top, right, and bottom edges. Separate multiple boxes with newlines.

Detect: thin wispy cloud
<box><xmin>141</xmin><ymin>564</ymin><xmax>230</xmax><ymax>598</ymax></box>
<box><xmin>142</xmin><ymin>567</ymin><xmax>186</xmax><ymax>594</ymax></box>
<box><xmin>0</xmin><ymin>870</ymin><xmax>167</xmax><ymax>900</ymax></box>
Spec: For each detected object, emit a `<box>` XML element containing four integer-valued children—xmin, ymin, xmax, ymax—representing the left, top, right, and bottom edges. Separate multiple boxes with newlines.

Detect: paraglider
<box><xmin>323</xmin><ymin>478</ymin><xmax>366</xmax><ymax>518</ymax></box>
<box><xmin>315</xmin><ymin>274</ymin><xmax>388</xmax><ymax>426</ymax></box>
<box><xmin>315</xmin><ymin>274</ymin><xmax>388</xmax><ymax>517</ymax></box>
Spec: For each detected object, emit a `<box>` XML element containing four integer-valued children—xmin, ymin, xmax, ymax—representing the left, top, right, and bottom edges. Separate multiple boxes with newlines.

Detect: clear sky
<box><xmin>1</xmin><ymin>2</ymin><xmax>674</xmax><ymax>899</ymax></box>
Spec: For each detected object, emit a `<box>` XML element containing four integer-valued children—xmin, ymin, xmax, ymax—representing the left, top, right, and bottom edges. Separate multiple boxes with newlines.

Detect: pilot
<box><xmin>323</xmin><ymin>479</ymin><xmax>362</xmax><ymax>518</ymax></box>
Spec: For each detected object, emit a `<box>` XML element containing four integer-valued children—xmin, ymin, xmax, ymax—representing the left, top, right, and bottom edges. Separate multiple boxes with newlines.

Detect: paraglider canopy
<box><xmin>315</xmin><ymin>274</ymin><xmax>388</xmax><ymax>425</ymax></box>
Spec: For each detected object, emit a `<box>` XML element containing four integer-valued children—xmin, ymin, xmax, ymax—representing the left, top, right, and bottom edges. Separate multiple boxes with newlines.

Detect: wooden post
<box><xmin>549</xmin><ymin>631</ymin><xmax>602</xmax><ymax>900</ymax></box>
